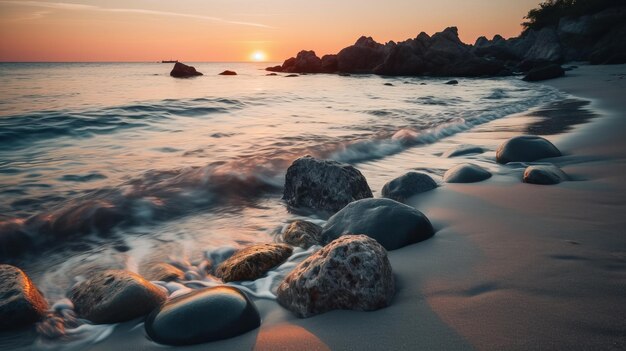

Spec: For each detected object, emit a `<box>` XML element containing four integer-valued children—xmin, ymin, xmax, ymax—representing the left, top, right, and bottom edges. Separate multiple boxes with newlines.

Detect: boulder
<box><xmin>141</xmin><ymin>263</ymin><xmax>184</xmax><ymax>282</ymax></box>
<box><xmin>219</xmin><ymin>70</ymin><xmax>237</xmax><ymax>75</ymax></box>
<box><xmin>283</xmin><ymin>156</ymin><xmax>373</xmax><ymax>213</ymax></box>
<box><xmin>381</xmin><ymin>172</ymin><xmax>437</xmax><ymax>202</ymax></box>
<box><xmin>443</xmin><ymin>145</ymin><xmax>485</xmax><ymax>158</ymax></box>
<box><xmin>523</xmin><ymin>64</ymin><xmax>565</xmax><ymax>81</ymax></box>
<box><xmin>69</xmin><ymin>270</ymin><xmax>166</xmax><ymax>324</ymax></box>
<box><xmin>277</xmin><ymin>235</ymin><xmax>394</xmax><ymax>318</ymax></box>
<box><xmin>443</xmin><ymin>163</ymin><xmax>492</xmax><ymax>183</ymax></box>
<box><xmin>321</xmin><ymin>198</ymin><xmax>434</xmax><ymax>250</ymax></box>
<box><xmin>283</xmin><ymin>220</ymin><xmax>323</xmax><ymax>249</ymax></box>
<box><xmin>145</xmin><ymin>286</ymin><xmax>260</xmax><ymax>345</ymax></box>
<box><xmin>373</xmin><ymin>43</ymin><xmax>426</xmax><ymax>76</ymax></box>
<box><xmin>496</xmin><ymin>135</ymin><xmax>561</xmax><ymax>164</ymax></box>
<box><xmin>215</xmin><ymin>243</ymin><xmax>292</xmax><ymax>282</ymax></box>
<box><xmin>0</xmin><ymin>265</ymin><xmax>48</xmax><ymax>330</ymax></box>
<box><xmin>265</xmin><ymin>65</ymin><xmax>283</xmax><ymax>72</ymax></box>
<box><xmin>291</xmin><ymin>50</ymin><xmax>323</xmax><ymax>73</ymax></box>
<box><xmin>321</xmin><ymin>54</ymin><xmax>338</xmax><ymax>73</ymax></box>
<box><xmin>523</xmin><ymin>165</ymin><xmax>568</xmax><ymax>185</ymax></box>
<box><xmin>337</xmin><ymin>36</ymin><xmax>388</xmax><ymax>73</ymax></box>
<box><xmin>445</xmin><ymin>80</ymin><xmax>459</xmax><ymax>85</ymax></box>
<box><xmin>170</xmin><ymin>62</ymin><xmax>203</xmax><ymax>78</ymax></box>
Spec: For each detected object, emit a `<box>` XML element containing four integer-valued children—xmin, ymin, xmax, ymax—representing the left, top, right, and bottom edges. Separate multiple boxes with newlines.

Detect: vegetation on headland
<box><xmin>523</xmin><ymin>0</ymin><xmax>624</xmax><ymax>30</ymax></box>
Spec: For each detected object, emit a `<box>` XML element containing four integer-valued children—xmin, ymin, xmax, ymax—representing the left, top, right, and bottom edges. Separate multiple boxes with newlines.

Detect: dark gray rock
<box><xmin>523</xmin><ymin>64</ymin><xmax>565</xmax><ymax>81</ymax></box>
<box><xmin>321</xmin><ymin>198</ymin><xmax>434</xmax><ymax>250</ymax></box>
<box><xmin>443</xmin><ymin>163</ymin><xmax>492</xmax><ymax>183</ymax></box>
<box><xmin>445</xmin><ymin>80</ymin><xmax>459</xmax><ymax>85</ymax></box>
<box><xmin>381</xmin><ymin>172</ymin><xmax>437</xmax><ymax>202</ymax></box>
<box><xmin>443</xmin><ymin>145</ymin><xmax>485</xmax><ymax>158</ymax></box>
<box><xmin>337</xmin><ymin>36</ymin><xmax>388</xmax><ymax>73</ymax></box>
<box><xmin>283</xmin><ymin>156</ymin><xmax>373</xmax><ymax>213</ymax></box>
<box><xmin>283</xmin><ymin>220</ymin><xmax>323</xmax><ymax>249</ymax></box>
<box><xmin>265</xmin><ymin>65</ymin><xmax>282</xmax><ymax>72</ymax></box>
<box><xmin>523</xmin><ymin>165</ymin><xmax>568</xmax><ymax>185</ymax></box>
<box><xmin>496</xmin><ymin>135</ymin><xmax>561</xmax><ymax>164</ymax></box>
<box><xmin>215</xmin><ymin>244</ymin><xmax>292</xmax><ymax>282</ymax></box>
<box><xmin>170</xmin><ymin>62</ymin><xmax>203</xmax><ymax>78</ymax></box>
<box><xmin>145</xmin><ymin>286</ymin><xmax>260</xmax><ymax>345</ymax></box>
<box><xmin>69</xmin><ymin>270</ymin><xmax>166</xmax><ymax>324</ymax></box>
<box><xmin>277</xmin><ymin>235</ymin><xmax>394</xmax><ymax>318</ymax></box>
<box><xmin>0</xmin><ymin>265</ymin><xmax>48</xmax><ymax>330</ymax></box>
<box><xmin>524</xmin><ymin>27</ymin><xmax>563</xmax><ymax>63</ymax></box>
<box><xmin>321</xmin><ymin>54</ymin><xmax>338</xmax><ymax>72</ymax></box>
<box><xmin>219</xmin><ymin>70</ymin><xmax>237</xmax><ymax>75</ymax></box>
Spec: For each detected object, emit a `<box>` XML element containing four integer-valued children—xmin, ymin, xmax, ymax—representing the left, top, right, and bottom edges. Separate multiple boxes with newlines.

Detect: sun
<box><xmin>251</xmin><ymin>51</ymin><xmax>266</xmax><ymax>62</ymax></box>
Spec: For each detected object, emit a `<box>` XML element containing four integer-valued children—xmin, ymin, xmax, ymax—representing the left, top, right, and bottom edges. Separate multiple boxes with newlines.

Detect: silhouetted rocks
<box><xmin>496</xmin><ymin>135</ymin><xmax>561</xmax><ymax>164</ymax></box>
<box><xmin>145</xmin><ymin>286</ymin><xmax>260</xmax><ymax>345</ymax></box>
<box><xmin>277</xmin><ymin>235</ymin><xmax>394</xmax><ymax>318</ymax></box>
<box><xmin>219</xmin><ymin>70</ymin><xmax>237</xmax><ymax>75</ymax></box>
<box><xmin>170</xmin><ymin>62</ymin><xmax>203</xmax><ymax>78</ymax></box>
<box><xmin>69</xmin><ymin>270</ymin><xmax>166</xmax><ymax>324</ymax></box>
<box><xmin>321</xmin><ymin>198</ymin><xmax>434</xmax><ymax>250</ymax></box>
<box><xmin>523</xmin><ymin>64</ymin><xmax>565</xmax><ymax>81</ymax></box>
<box><xmin>266</xmin><ymin>65</ymin><xmax>282</xmax><ymax>72</ymax></box>
<box><xmin>0</xmin><ymin>265</ymin><xmax>48</xmax><ymax>330</ymax></box>
<box><xmin>338</xmin><ymin>36</ymin><xmax>389</xmax><ymax>73</ymax></box>
<box><xmin>523</xmin><ymin>165</ymin><xmax>568</xmax><ymax>185</ymax></box>
<box><xmin>283</xmin><ymin>220</ymin><xmax>323</xmax><ymax>249</ymax></box>
<box><xmin>381</xmin><ymin>172</ymin><xmax>437</xmax><ymax>202</ymax></box>
<box><xmin>321</xmin><ymin>54</ymin><xmax>338</xmax><ymax>72</ymax></box>
<box><xmin>443</xmin><ymin>163</ymin><xmax>492</xmax><ymax>183</ymax></box>
<box><xmin>283</xmin><ymin>156</ymin><xmax>373</xmax><ymax>213</ymax></box>
<box><xmin>215</xmin><ymin>243</ymin><xmax>292</xmax><ymax>282</ymax></box>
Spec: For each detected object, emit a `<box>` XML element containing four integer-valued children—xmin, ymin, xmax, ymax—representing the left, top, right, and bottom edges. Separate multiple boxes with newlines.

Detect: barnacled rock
<box><xmin>282</xmin><ymin>220</ymin><xmax>323</xmax><ymax>249</ymax></box>
<box><xmin>215</xmin><ymin>243</ymin><xmax>292</xmax><ymax>282</ymax></box>
<box><xmin>0</xmin><ymin>264</ymin><xmax>48</xmax><ymax>330</ymax></box>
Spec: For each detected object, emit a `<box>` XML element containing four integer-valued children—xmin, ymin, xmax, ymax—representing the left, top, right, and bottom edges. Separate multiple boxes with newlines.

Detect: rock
<box><xmin>443</xmin><ymin>163</ymin><xmax>492</xmax><ymax>183</ymax></box>
<box><xmin>283</xmin><ymin>220</ymin><xmax>323</xmax><ymax>249</ymax></box>
<box><xmin>337</xmin><ymin>36</ymin><xmax>388</xmax><ymax>73</ymax></box>
<box><xmin>219</xmin><ymin>70</ymin><xmax>237</xmax><ymax>75</ymax></box>
<box><xmin>285</xmin><ymin>74</ymin><xmax>299</xmax><ymax>77</ymax></box>
<box><xmin>445</xmin><ymin>80</ymin><xmax>459</xmax><ymax>85</ymax></box>
<box><xmin>283</xmin><ymin>156</ymin><xmax>372</xmax><ymax>213</ymax></box>
<box><xmin>384</xmin><ymin>82</ymin><xmax>394</xmax><ymax>86</ymax></box>
<box><xmin>266</xmin><ymin>73</ymin><xmax>278</xmax><ymax>76</ymax></box>
<box><xmin>69</xmin><ymin>270</ymin><xmax>166</xmax><ymax>324</ymax></box>
<box><xmin>142</xmin><ymin>263</ymin><xmax>184</xmax><ymax>282</ymax></box>
<box><xmin>277</xmin><ymin>235</ymin><xmax>394</xmax><ymax>318</ymax></box>
<box><xmin>443</xmin><ymin>145</ymin><xmax>485</xmax><ymax>158</ymax></box>
<box><xmin>215</xmin><ymin>244</ymin><xmax>292</xmax><ymax>282</ymax></box>
<box><xmin>321</xmin><ymin>54</ymin><xmax>338</xmax><ymax>72</ymax></box>
<box><xmin>170</xmin><ymin>62</ymin><xmax>203</xmax><ymax>78</ymax></box>
<box><xmin>523</xmin><ymin>165</ymin><xmax>568</xmax><ymax>185</ymax></box>
<box><xmin>265</xmin><ymin>65</ymin><xmax>282</xmax><ymax>72</ymax></box>
<box><xmin>0</xmin><ymin>265</ymin><xmax>48</xmax><ymax>330</ymax></box>
<box><xmin>496</xmin><ymin>135</ymin><xmax>561</xmax><ymax>164</ymax></box>
<box><xmin>523</xmin><ymin>64</ymin><xmax>565</xmax><ymax>81</ymax></box>
<box><xmin>145</xmin><ymin>286</ymin><xmax>260</xmax><ymax>345</ymax></box>
<box><xmin>381</xmin><ymin>172</ymin><xmax>437</xmax><ymax>202</ymax></box>
<box><xmin>524</xmin><ymin>27</ymin><xmax>563</xmax><ymax>63</ymax></box>
<box><xmin>321</xmin><ymin>198</ymin><xmax>434</xmax><ymax>250</ymax></box>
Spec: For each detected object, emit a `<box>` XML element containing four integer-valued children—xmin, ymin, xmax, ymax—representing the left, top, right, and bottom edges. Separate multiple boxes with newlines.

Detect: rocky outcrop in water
<box><xmin>170</xmin><ymin>62</ymin><xmax>203</xmax><ymax>78</ymax></box>
<box><xmin>283</xmin><ymin>156</ymin><xmax>373</xmax><ymax>213</ymax></box>
<box><xmin>69</xmin><ymin>270</ymin><xmax>166</xmax><ymax>324</ymax></box>
<box><xmin>443</xmin><ymin>163</ymin><xmax>492</xmax><ymax>183</ymax></box>
<box><xmin>523</xmin><ymin>64</ymin><xmax>565</xmax><ymax>81</ymax></box>
<box><xmin>0</xmin><ymin>264</ymin><xmax>48</xmax><ymax>330</ymax></box>
<box><xmin>321</xmin><ymin>198</ymin><xmax>434</xmax><ymax>250</ymax></box>
<box><xmin>219</xmin><ymin>70</ymin><xmax>237</xmax><ymax>76</ymax></box>
<box><xmin>277</xmin><ymin>235</ymin><xmax>394</xmax><ymax>318</ymax></box>
<box><xmin>523</xmin><ymin>165</ymin><xmax>569</xmax><ymax>185</ymax></box>
<box><xmin>381</xmin><ymin>172</ymin><xmax>437</xmax><ymax>202</ymax></box>
<box><xmin>496</xmin><ymin>135</ymin><xmax>561</xmax><ymax>164</ymax></box>
<box><xmin>282</xmin><ymin>220</ymin><xmax>323</xmax><ymax>249</ymax></box>
<box><xmin>215</xmin><ymin>243</ymin><xmax>292</xmax><ymax>282</ymax></box>
<box><xmin>145</xmin><ymin>286</ymin><xmax>260</xmax><ymax>345</ymax></box>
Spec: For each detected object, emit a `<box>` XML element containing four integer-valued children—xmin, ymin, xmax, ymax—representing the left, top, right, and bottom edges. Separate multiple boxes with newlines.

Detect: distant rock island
<box><xmin>268</xmin><ymin>4</ymin><xmax>625</xmax><ymax>77</ymax></box>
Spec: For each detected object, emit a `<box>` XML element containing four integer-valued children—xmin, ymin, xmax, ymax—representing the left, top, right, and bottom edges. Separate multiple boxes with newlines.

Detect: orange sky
<box><xmin>0</xmin><ymin>0</ymin><xmax>540</xmax><ymax>62</ymax></box>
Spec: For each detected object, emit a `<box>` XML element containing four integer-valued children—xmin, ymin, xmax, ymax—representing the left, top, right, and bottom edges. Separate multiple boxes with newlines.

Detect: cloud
<box><xmin>0</xmin><ymin>1</ymin><xmax>273</xmax><ymax>28</ymax></box>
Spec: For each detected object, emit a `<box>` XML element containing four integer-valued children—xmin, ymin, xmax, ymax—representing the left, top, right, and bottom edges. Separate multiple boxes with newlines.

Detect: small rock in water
<box><xmin>523</xmin><ymin>64</ymin><xmax>564</xmax><ymax>82</ymax></box>
<box><xmin>219</xmin><ymin>70</ymin><xmax>237</xmax><ymax>76</ymax></box>
<box><xmin>283</xmin><ymin>155</ymin><xmax>373</xmax><ymax>213</ymax></box>
<box><xmin>443</xmin><ymin>163</ymin><xmax>492</xmax><ymax>183</ymax></box>
<box><xmin>277</xmin><ymin>235</ymin><xmax>394</xmax><ymax>318</ymax></box>
<box><xmin>445</xmin><ymin>80</ymin><xmax>459</xmax><ymax>85</ymax></box>
<box><xmin>145</xmin><ymin>286</ymin><xmax>260</xmax><ymax>345</ymax></box>
<box><xmin>69</xmin><ymin>270</ymin><xmax>166</xmax><ymax>324</ymax></box>
<box><xmin>0</xmin><ymin>264</ymin><xmax>49</xmax><ymax>330</ymax></box>
<box><xmin>283</xmin><ymin>220</ymin><xmax>323</xmax><ymax>249</ymax></box>
<box><xmin>321</xmin><ymin>198</ymin><xmax>434</xmax><ymax>250</ymax></box>
<box><xmin>496</xmin><ymin>135</ymin><xmax>561</xmax><ymax>164</ymax></box>
<box><xmin>523</xmin><ymin>164</ymin><xmax>568</xmax><ymax>185</ymax></box>
<box><xmin>141</xmin><ymin>263</ymin><xmax>184</xmax><ymax>282</ymax></box>
<box><xmin>170</xmin><ymin>62</ymin><xmax>203</xmax><ymax>78</ymax></box>
<box><xmin>215</xmin><ymin>243</ymin><xmax>293</xmax><ymax>282</ymax></box>
<box><xmin>266</xmin><ymin>73</ymin><xmax>278</xmax><ymax>76</ymax></box>
<box><xmin>285</xmin><ymin>74</ymin><xmax>299</xmax><ymax>77</ymax></box>
<box><xmin>443</xmin><ymin>145</ymin><xmax>485</xmax><ymax>158</ymax></box>
<box><xmin>384</xmin><ymin>82</ymin><xmax>394</xmax><ymax>86</ymax></box>
<box><xmin>381</xmin><ymin>172</ymin><xmax>437</xmax><ymax>202</ymax></box>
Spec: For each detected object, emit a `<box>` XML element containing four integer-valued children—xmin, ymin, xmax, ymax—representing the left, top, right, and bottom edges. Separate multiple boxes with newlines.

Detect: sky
<box><xmin>0</xmin><ymin>0</ymin><xmax>541</xmax><ymax>62</ymax></box>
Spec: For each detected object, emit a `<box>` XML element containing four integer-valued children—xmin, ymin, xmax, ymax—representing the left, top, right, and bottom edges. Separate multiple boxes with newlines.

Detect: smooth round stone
<box><xmin>496</xmin><ymin>135</ymin><xmax>561</xmax><ymax>164</ymax></box>
<box><xmin>443</xmin><ymin>145</ymin><xmax>485</xmax><ymax>158</ymax></box>
<box><xmin>145</xmin><ymin>286</ymin><xmax>260</xmax><ymax>345</ymax></box>
<box><xmin>381</xmin><ymin>172</ymin><xmax>437</xmax><ymax>202</ymax></box>
<box><xmin>443</xmin><ymin>163</ymin><xmax>492</xmax><ymax>183</ymax></box>
<box><xmin>321</xmin><ymin>198</ymin><xmax>434</xmax><ymax>250</ymax></box>
<box><xmin>523</xmin><ymin>165</ymin><xmax>568</xmax><ymax>185</ymax></box>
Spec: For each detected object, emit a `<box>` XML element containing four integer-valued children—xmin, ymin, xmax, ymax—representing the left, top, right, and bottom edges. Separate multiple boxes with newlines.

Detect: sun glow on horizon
<box><xmin>251</xmin><ymin>51</ymin><xmax>266</xmax><ymax>62</ymax></box>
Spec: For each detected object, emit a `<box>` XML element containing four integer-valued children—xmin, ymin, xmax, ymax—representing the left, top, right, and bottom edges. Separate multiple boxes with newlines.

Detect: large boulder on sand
<box><xmin>282</xmin><ymin>220</ymin><xmax>323</xmax><ymax>249</ymax></box>
<box><xmin>496</xmin><ymin>135</ymin><xmax>561</xmax><ymax>164</ymax></box>
<box><xmin>277</xmin><ymin>235</ymin><xmax>394</xmax><ymax>318</ymax></box>
<box><xmin>0</xmin><ymin>265</ymin><xmax>48</xmax><ymax>330</ymax></box>
<box><xmin>443</xmin><ymin>163</ymin><xmax>492</xmax><ymax>183</ymax></box>
<box><xmin>69</xmin><ymin>270</ymin><xmax>166</xmax><ymax>324</ymax></box>
<box><xmin>283</xmin><ymin>156</ymin><xmax>373</xmax><ymax>213</ymax></box>
<box><xmin>145</xmin><ymin>286</ymin><xmax>260</xmax><ymax>345</ymax></box>
<box><xmin>215</xmin><ymin>244</ymin><xmax>292</xmax><ymax>282</ymax></box>
<box><xmin>523</xmin><ymin>64</ymin><xmax>565</xmax><ymax>81</ymax></box>
<box><xmin>381</xmin><ymin>172</ymin><xmax>437</xmax><ymax>202</ymax></box>
<box><xmin>321</xmin><ymin>198</ymin><xmax>434</xmax><ymax>250</ymax></box>
<box><xmin>170</xmin><ymin>62</ymin><xmax>203</xmax><ymax>78</ymax></box>
<box><xmin>523</xmin><ymin>165</ymin><xmax>568</xmax><ymax>185</ymax></box>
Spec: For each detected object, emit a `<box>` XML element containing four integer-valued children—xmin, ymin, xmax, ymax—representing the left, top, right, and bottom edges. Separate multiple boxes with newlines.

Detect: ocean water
<box><xmin>0</xmin><ymin>62</ymin><xmax>571</xmax><ymax>347</ymax></box>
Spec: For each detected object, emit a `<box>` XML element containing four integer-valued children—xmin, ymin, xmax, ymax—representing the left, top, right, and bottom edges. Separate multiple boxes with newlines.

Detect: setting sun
<box><xmin>251</xmin><ymin>51</ymin><xmax>266</xmax><ymax>62</ymax></box>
